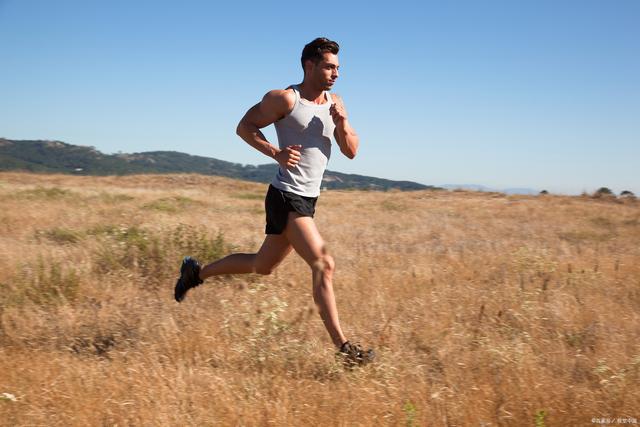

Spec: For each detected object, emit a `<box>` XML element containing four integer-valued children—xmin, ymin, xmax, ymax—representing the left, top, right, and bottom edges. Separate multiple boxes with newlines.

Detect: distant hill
<box><xmin>441</xmin><ymin>183</ymin><xmax>538</xmax><ymax>195</ymax></box>
<box><xmin>0</xmin><ymin>138</ymin><xmax>438</xmax><ymax>191</ymax></box>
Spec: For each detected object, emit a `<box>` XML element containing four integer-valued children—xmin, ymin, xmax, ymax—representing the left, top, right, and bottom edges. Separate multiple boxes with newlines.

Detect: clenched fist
<box><xmin>275</xmin><ymin>144</ymin><xmax>302</xmax><ymax>170</ymax></box>
<box><xmin>330</xmin><ymin>96</ymin><xmax>348</xmax><ymax>125</ymax></box>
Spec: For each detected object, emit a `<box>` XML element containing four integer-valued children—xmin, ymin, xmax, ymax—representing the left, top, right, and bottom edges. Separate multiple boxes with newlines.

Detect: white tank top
<box><xmin>271</xmin><ymin>84</ymin><xmax>335</xmax><ymax>197</ymax></box>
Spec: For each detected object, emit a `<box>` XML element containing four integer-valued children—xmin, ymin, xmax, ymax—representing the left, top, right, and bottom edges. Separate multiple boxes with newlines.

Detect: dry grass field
<box><xmin>0</xmin><ymin>172</ymin><xmax>638</xmax><ymax>426</ymax></box>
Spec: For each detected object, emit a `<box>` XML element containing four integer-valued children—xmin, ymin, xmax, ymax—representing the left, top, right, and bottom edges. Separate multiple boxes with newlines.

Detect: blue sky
<box><xmin>1</xmin><ymin>0</ymin><xmax>638</xmax><ymax>194</ymax></box>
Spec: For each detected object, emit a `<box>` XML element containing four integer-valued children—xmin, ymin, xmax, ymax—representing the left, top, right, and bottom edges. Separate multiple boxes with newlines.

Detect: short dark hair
<box><xmin>301</xmin><ymin>37</ymin><xmax>339</xmax><ymax>73</ymax></box>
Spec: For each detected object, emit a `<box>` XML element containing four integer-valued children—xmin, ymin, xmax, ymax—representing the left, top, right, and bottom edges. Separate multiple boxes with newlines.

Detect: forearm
<box><xmin>335</xmin><ymin>120</ymin><xmax>359</xmax><ymax>159</ymax></box>
<box><xmin>236</xmin><ymin>122</ymin><xmax>279</xmax><ymax>159</ymax></box>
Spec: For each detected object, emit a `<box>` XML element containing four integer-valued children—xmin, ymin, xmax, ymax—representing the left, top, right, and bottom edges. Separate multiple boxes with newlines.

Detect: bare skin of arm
<box><xmin>330</xmin><ymin>93</ymin><xmax>359</xmax><ymax>159</ymax></box>
<box><xmin>236</xmin><ymin>89</ymin><xmax>302</xmax><ymax>169</ymax></box>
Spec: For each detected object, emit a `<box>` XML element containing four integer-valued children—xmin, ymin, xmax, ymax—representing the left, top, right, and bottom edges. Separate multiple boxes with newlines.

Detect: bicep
<box><xmin>241</xmin><ymin>103</ymin><xmax>279</xmax><ymax>129</ymax></box>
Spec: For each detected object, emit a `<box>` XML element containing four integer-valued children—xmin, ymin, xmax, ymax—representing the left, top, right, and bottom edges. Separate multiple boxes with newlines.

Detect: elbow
<box><xmin>237</xmin><ymin>119</ymin><xmax>258</xmax><ymax>139</ymax></box>
<box><xmin>342</xmin><ymin>147</ymin><xmax>357</xmax><ymax>159</ymax></box>
<box><xmin>345</xmin><ymin>139</ymin><xmax>359</xmax><ymax>159</ymax></box>
<box><xmin>339</xmin><ymin>135</ymin><xmax>359</xmax><ymax>159</ymax></box>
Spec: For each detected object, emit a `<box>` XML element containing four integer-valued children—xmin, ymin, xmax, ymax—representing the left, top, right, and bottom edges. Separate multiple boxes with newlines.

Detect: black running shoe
<box><xmin>337</xmin><ymin>341</ymin><xmax>375</xmax><ymax>367</ymax></box>
<box><xmin>174</xmin><ymin>256</ymin><xmax>203</xmax><ymax>302</ymax></box>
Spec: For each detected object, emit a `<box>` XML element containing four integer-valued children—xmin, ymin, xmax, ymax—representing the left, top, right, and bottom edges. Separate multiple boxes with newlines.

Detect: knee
<box><xmin>255</xmin><ymin>264</ymin><xmax>274</xmax><ymax>275</ymax></box>
<box><xmin>312</xmin><ymin>253</ymin><xmax>335</xmax><ymax>275</ymax></box>
<box><xmin>324</xmin><ymin>254</ymin><xmax>335</xmax><ymax>273</ymax></box>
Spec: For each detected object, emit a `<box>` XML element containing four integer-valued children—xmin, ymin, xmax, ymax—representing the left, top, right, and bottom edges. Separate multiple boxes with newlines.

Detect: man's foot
<box><xmin>337</xmin><ymin>341</ymin><xmax>375</xmax><ymax>367</ymax></box>
<box><xmin>174</xmin><ymin>256</ymin><xmax>204</xmax><ymax>302</ymax></box>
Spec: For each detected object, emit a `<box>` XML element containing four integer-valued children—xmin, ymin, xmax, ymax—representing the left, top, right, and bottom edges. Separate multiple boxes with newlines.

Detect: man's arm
<box><xmin>330</xmin><ymin>94</ymin><xmax>359</xmax><ymax>159</ymax></box>
<box><xmin>236</xmin><ymin>90</ymin><xmax>302</xmax><ymax>169</ymax></box>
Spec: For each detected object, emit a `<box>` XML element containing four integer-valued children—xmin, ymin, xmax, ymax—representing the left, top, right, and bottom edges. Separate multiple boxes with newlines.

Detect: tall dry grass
<box><xmin>0</xmin><ymin>172</ymin><xmax>638</xmax><ymax>426</ymax></box>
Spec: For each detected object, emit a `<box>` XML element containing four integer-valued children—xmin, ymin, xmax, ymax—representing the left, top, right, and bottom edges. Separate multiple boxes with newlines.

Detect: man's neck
<box><xmin>297</xmin><ymin>81</ymin><xmax>326</xmax><ymax>104</ymax></box>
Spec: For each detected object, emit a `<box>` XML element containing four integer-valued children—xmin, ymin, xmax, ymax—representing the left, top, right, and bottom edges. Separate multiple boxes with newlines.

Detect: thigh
<box><xmin>284</xmin><ymin>212</ymin><xmax>325</xmax><ymax>267</ymax></box>
<box><xmin>255</xmin><ymin>233</ymin><xmax>293</xmax><ymax>270</ymax></box>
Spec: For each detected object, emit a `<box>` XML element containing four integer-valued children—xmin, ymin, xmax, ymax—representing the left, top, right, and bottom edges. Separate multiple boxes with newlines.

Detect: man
<box><xmin>174</xmin><ymin>37</ymin><xmax>373</xmax><ymax>366</ymax></box>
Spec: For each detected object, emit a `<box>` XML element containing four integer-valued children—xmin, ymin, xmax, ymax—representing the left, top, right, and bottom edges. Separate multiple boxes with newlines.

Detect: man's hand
<box><xmin>275</xmin><ymin>144</ymin><xmax>302</xmax><ymax>169</ymax></box>
<box><xmin>329</xmin><ymin>96</ymin><xmax>348</xmax><ymax>125</ymax></box>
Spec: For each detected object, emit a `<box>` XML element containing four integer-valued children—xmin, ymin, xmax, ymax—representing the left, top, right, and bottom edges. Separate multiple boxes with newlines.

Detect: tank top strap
<box><xmin>289</xmin><ymin>84</ymin><xmax>301</xmax><ymax>104</ymax></box>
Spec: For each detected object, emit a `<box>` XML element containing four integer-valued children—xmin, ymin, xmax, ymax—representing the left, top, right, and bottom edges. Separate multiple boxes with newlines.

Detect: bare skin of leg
<box><xmin>199</xmin><ymin>233</ymin><xmax>292</xmax><ymax>278</ymax></box>
<box><xmin>284</xmin><ymin>212</ymin><xmax>347</xmax><ymax>349</ymax></box>
<box><xmin>196</xmin><ymin>213</ymin><xmax>347</xmax><ymax>349</ymax></box>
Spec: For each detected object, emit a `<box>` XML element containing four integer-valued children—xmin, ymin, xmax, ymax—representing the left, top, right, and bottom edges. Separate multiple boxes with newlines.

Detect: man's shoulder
<box><xmin>263</xmin><ymin>88</ymin><xmax>296</xmax><ymax>103</ymax></box>
<box><xmin>261</xmin><ymin>88</ymin><xmax>296</xmax><ymax>112</ymax></box>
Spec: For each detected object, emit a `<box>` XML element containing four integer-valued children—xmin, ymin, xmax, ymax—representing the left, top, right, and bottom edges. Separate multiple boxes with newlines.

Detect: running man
<box><xmin>174</xmin><ymin>37</ymin><xmax>373</xmax><ymax>365</ymax></box>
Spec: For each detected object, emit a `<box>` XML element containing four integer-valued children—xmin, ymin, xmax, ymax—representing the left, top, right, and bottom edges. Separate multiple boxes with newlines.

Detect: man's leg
<box><xmin>199</xmin><ymin>233</ymin><xmax>292</xmax><ymax>279</ymax></box>
<box><xmin>284</xmin><ymin>212</ymin><xmax>347</xmax><ymax>348</ymax></box>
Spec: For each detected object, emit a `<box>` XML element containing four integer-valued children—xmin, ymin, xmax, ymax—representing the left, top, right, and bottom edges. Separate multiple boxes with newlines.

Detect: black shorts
<box><xmin>265</xmin><ymin>184</ymin><xmax>318</xmax><ymax>234</ymax></box>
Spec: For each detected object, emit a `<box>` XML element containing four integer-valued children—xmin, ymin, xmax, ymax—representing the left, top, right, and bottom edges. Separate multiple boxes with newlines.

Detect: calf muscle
<box><xmin>200</xmin><ymin>234</ymin><xmax>292</xmax><ymax>279</ymax></box>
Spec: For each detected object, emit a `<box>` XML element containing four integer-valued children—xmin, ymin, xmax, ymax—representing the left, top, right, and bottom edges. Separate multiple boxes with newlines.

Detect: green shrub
<box><xmin>142</xmin><ymin>196</ymin><xmax>198</xmax><ymax>213</ymax></box>
<box><xmin>96</xmin><ymin>192</ymin><xmax>134</xmax><ymax>203</ymax></box>
<box><xmin>85</xmin><ymin>224</ymin><xmax>119</xmax><ymax>236</ymax></box>
<box><xmin>233</xmin><ymin>192</ymin><xmax>264</xmax><ymax>200</ymax></box>
<box><xmin>36</xmin><ymin>227</ymin><xmax>83</xmax><ymax>244</ymax></box>
<box><xmin>381</xmin><ymin>200</ymin><xmax>405</xmax><ymax>212</ymax></box>
<box><xmin>167</xmin><ymin>224</ymin><xmax>229</xmax><ymax>262</ymax></box>
<box><xmin>403</xmin><ymin>401</ymin><xmax>418</xmax><ymax>427</ymax></box>
<box><xmin>93</xmin><ymin>226</ymin><xmax>163</xmax><ymax>277</ymax></box>
<box><xmin>593</xmin><ymin>187</ymin><xmax>614</xmax><ymax>198</ymax></box>
<box><xmin>16</xmin><ymin>186</ymin><xmax>75</xmax><ymax>200</ymax></box>
<box><xmin>92</xmin><ymin>224</ymin><xmax>231</xmax><ymax>285</ymax></box>
<box><xmin>1</xmin><ymin>258</ymin><xmax>80</xmax><ymax>307</ymax></box>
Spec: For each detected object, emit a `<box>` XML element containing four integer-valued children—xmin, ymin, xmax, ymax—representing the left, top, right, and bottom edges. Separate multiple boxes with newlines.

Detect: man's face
<box><xmin>307</xmin><ymin>52</ymin><xmax>339</xmax><ymax>90</ymax></box>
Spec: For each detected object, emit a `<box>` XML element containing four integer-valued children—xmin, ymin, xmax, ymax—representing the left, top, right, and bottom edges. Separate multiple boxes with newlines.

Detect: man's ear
<box><xmin>303</xmin><ymin>59</ymin><xmax>314</xmax><ymax>75</ymax></box>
